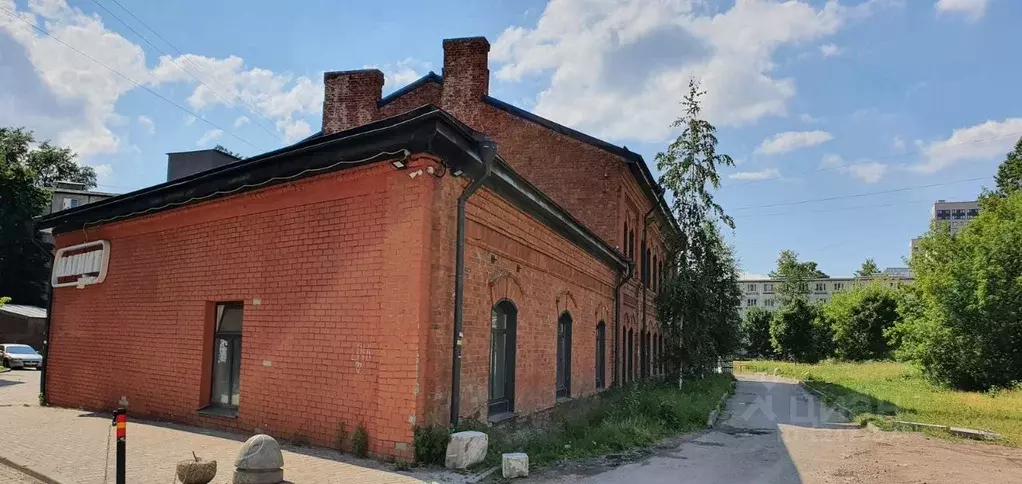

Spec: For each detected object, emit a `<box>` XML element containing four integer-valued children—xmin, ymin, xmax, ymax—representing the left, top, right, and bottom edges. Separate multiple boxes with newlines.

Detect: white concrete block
<box><xmin>502</xmin><ymin>452</ymin><xmax>529</xmax><ymax>478</ymax></box>
<box><xmin>444</xmin><ymin>431</ymin><xmax>488</xmax><ymax>470</ymax></box>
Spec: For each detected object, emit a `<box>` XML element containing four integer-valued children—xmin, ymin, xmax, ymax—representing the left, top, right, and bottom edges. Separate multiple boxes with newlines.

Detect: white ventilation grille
<box><xmin>52</xmin><ymin>240</ymin><xmax>110</xmax><ymax>288</ymax></box>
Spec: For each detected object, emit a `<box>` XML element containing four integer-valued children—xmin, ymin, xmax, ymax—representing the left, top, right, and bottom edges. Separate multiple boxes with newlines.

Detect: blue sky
<box><xmin>1</xmin><ymin>0</ymin><xmax>1019</xmax><ymax>278</ymax></box>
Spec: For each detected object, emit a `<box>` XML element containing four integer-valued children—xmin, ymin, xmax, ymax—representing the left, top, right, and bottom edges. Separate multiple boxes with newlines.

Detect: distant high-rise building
<box><xmin>911</xmin><ymin>199</ymin><xmax>979</xmax><ymax>256</ymax></box>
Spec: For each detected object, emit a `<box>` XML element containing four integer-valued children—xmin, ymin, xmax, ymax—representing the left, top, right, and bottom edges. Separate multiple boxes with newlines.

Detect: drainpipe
<box><xmin>30</xmin><ymin>225</ymin><xmax>55</xmax><ymax>401</ymax></box>
<box><xmin>449</xmin><ymin>135</ymin><xmax>497</xmax><ymax>427</ymax></box>
<box><xmin>640</xmin><ymin>206</ymin><xmax>654</xmax><ymax>379</ymax></box>
<box><xmin>612</xmin><ymin>262</ymin><xmax>632</xmax><ymax>387</ymax></box>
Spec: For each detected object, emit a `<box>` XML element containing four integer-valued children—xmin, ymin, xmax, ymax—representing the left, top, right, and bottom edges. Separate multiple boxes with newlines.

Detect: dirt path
<box><xmin>532</xmin><ymin>374</ymin><xmax>1022</xmax><ymax>483</ymax></box>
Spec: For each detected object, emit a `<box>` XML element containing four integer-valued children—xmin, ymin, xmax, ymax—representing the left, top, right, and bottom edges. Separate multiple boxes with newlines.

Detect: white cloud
<box><xmin>0</xmin><ymin>0</ymin><xmax>148</xmax><ymax>157</ymax></box>
<box><xmin>196</xmin><ymin>128</ymin><xmax>222</xmax><ymax>146</ymax></box>
<box><xmin>821</xmin><ymin>153</ymin><xmax>844</xmax><ymax>168</ymax></box>
<box><xmin>234</xmin><ymin>116</ymin><xmax>250</xmax><ymax>127</ymax></box>
<box><xmin>137</xmin><ymin>115</ymin><xmax>154</xmax><ymax>134</ymax></box>
<box><xmin>799</xmin><ymin>113</ymin><xmax>820</xmax><ymax>123</ymax></box>
<box><xmin>892</xmin><ymin>135</ymin><xmax>906</xmax><ymax>150</ymax></box>
<box><xmin>935</xmin><ymin>0</ymin><xmax>988</xmax><ymax>21</ymax></box>
<box><xmin>491</xmin><ymin>0</ymin><xmax>895</xmax><ymax>142</ymax></box>
<box><xmin>0</xmin><ymin>0</ymin><xmax>323</xmax><ymax>161</ymax></box>
<box><xmin>729</xmin><ymin>168</ymin><xmax>780</xmax><ymax>181</ymax></box>
<box><xmin>183</xmin><ymin>115</ymin><xmax>196</xmax><ymax>125</ymax></box>
<box><xmin>822</xmin><ymin>154</ymin><xmax>889</xmax><ymax>183</ymax></box>
<box><xmin>844</xmin><ymin>161</ymin><xmax>888</xmax><ymax>183</ymax></box>
<box><xmin>740</xmin><ymin>272</ymin><xmax>770</xmax><ymax>280</ymax></box>
<box><xmin>912</xmin><ymin>118</ymin><xmax>1022</xmax><ymax>173</ymax></box>
<box><xmin>819</xmin><ymin>43</ymin><xmax>842</xmax><ymax>57</ymax></box>
<box><xmin>365</xmin><ymin>58</ymin><xmax>432</xmax><ymax>93</ymax></box>
<box><xmin>90</xmin><ymin>163</ymin><xmax>112</xmax><ymax>184</ymax></box>
<box><xmin>277</xmin><ymin>118</ymin><xmax>313</xmax><ymax>144</ymax></box>
<box><xmin>755</xmin><ymin>130</ymin><xmax>834</xmax><ymax>155</ymax></box>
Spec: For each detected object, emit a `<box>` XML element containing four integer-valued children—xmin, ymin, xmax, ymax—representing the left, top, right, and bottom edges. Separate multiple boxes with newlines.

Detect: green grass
<box><xmin>460</xmin><ymin>375</ymin><xmax>734</xmax><ymax>471</ymax></box>
<box><xmin>737</xmin><ymin>360</ymin><xmax>1022</xmax><ymax>446</ymax></box>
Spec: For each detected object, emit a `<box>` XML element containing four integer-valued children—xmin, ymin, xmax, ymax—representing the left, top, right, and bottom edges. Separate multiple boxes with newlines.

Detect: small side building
<box><xmin>0</xmin><ymin>304</ymin><xmax>47</xmax><ymax>350</ymax></box>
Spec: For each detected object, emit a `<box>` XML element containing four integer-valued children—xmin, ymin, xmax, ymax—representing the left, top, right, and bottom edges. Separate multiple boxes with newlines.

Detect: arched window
<box><xmin>652</xmin><ymin>254</ymin><xmax>658</xmax><ymax>292</ymax></box>
<box><xmin>623</xmin><ymin>222</ymin><xmax>629</xmax><ymax>257</ymax></box>
<box><xmin>629</xmin><ymin>229</ymin><xmax>636</xmax><ymax>263</ymax></box>
<box><xmin>626</xmin><ymin>329</ymin><xmax>634</xmax><ymax>384</ymax></box>
<box><xmin>595</xmin><ymin>321</ymin><xmax>606</xmax><ymax>389</ymax></box>
<box><xmin>651</xmin><ymin>333</ymin><xmax>657</xmax><ymax>376</ymax></box>
<box><xmin>489</xmin><ymin>300</ymin><xmax>517</xmax><ymax>418</ymax></box>
<box><xmin>556</xmin><ymin>312</ymin><xmax>573</xmax><ymax>398</ymax></box>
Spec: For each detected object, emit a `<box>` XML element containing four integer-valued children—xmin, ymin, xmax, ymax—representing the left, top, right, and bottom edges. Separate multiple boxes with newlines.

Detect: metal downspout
<box><xmin>449</xmin><ymin>135</ymin><xmax>497</xmax><ymax>427</ymax></box>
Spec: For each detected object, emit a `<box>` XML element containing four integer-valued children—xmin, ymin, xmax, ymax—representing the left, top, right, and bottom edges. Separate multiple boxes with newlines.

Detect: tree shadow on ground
<box><xmin>802</xmin><ymin>380</ymin><xmax>901</xmax><ymax>421</ymax></box>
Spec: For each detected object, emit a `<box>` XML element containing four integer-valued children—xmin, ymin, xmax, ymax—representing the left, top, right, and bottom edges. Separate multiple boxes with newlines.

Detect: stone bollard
<box><xmin>233</xmin><ymin>434</ymin><xmax>284</xmax><ymax>484</ymax></box>
<box><xmin>502</xmin><ymin>452</ymin><xmax>529</xmax><ymax>478</ymax></box>
<box><xmin>444</xmin><ymin>431</ymin><xmax>488</xmax><ymax>470</ymax></box>
<box><xmin>175</xmin><ymin>454</ymin><xmax>216</xmax><ymax>484</ymax></box>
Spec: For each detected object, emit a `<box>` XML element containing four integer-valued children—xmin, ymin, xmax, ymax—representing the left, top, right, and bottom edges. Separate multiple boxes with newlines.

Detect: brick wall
<box><xmin>422</xmin><ymin>174</ymin><xmax>618</xmax><ymax>425</ymax></box>
<box><xmin>46</xmin><ymin>157</ymin><xmax>439</xmax><ymax>459</ymax></box>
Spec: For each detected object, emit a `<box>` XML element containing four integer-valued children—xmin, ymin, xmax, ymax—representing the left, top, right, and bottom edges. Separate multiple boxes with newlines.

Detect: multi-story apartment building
<box><xmin>911</xmin><ymin>199</ymin><xmax>979</xmax><ymax>255</ymax></box>
<box><xmin>737</xmin><ymin>270</ymin><xmax>913</xmax><ymax>316</ymax></box>
<box><xmin>43</xmin><ymin>181</ymin><xmax>117</xmax><ymax>215</ymax></box>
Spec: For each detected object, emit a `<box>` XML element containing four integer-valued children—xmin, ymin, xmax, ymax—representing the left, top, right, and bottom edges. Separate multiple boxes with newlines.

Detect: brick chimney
<box><xmin>322</xmin><ymin>69</ymin><xmax>384</xmax><ymax>135</ymax></box>
<box><xmin>440</xmin><ymin>37</ymin><xmax>490</xmax><ymax>123</ymax></box>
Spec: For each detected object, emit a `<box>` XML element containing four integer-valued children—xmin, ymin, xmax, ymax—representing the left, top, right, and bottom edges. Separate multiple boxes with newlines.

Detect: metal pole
<box><xmin>113</xmin><ymin>408</ymin><xmax>126</xmax><ymax>484</ymax></box>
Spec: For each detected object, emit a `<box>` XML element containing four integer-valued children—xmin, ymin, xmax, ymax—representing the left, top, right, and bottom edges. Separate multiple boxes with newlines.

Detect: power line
<box><xmin>730</xmin><ymin>176</ymin><xmax>987</xmax><ymax>212</ymax></box>
<box><xmin>98</xmin><ymin>0</ymin><xmax>289</xmax><ymax>144</ymax></box>
<box><xmin>733</xmin><ymin>198</ymin><xmax>933</xmax><ymax>219</ymax></box>
<box><xmin>0</xmin><ymin>6</ymin><xmax>260</xmax><ymax>151</ymax></box>
<box><xmin>722</xmin><ymin>130</ymin><xmax>1022</xmax><ymax>189</ymax></box>
<box><xmin>87</xmin><ymin>0</ymin><xmax>285</xmax><ymax>146</ymax></box>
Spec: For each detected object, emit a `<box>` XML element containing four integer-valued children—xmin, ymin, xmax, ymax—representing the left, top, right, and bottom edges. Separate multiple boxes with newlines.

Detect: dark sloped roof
<box><xmin>35</xmin><ymin>104</ymin><xmax>628</xmax><ymax>271</ymax></box>
<box><xmin>378</xmin><ymin>72</ymin><xmax>443</xmax><ymax>107</ymax></box>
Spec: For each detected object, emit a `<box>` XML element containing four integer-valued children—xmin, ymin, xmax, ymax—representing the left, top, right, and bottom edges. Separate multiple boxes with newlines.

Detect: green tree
<box><xmin>769</xmin><ymin>250</ymin><xmax>822</xmax><ymax>304</ymax></box>
<box><xmin>993</xmin><ymin>136</ymin><xmax>1022</xmax><ymax>196</ymax></box>
<box><xmin>0</xmin><ymin>296</ymin><xmax>9</xmax><ymax>307</ymax></box>
<box><xmin>741</xmin><ymin>306</ymin><xmax>774</xmax><ymax>358</ymax></box>
<box><xmin>899</xmin><ymin>192</ymin><xmax>1022</xmax><ymax>389</ymax></box>
<box><xmin>1</xmin><ymin>127</ymin><xmax>96</xmax><ymax>306</ymax></box>
<box><xmin>655</xmin><ymin>80</ymin><xmax>741</xmax><ymax>382</ymax></box>
<box><xmin>769</xmin><ymin>298</ymin><xmax>828</xmax><ymax>362</ymax></box>
<box><xmin>821</xmin><ymin>280</ymin><xmax>900</xmax><ymax>361</ymax></box>
<box><xmin>855</xmin><ymin>258</ymin><xmax>880</xmax><ymax>277</ymax></box>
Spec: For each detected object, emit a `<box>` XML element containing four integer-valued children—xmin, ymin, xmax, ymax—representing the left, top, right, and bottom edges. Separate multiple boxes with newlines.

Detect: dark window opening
<box><xmin>621</xmin><ymin>328</ymin><xmax>629</xmax><ymax>385</ymax></box>
<box><xmin>556</xmin><ymin>312</ymin><xmax>573</xmax><ymax>398</ymax></box>
<box><xmin>489</xmin><ymin>300</ymin><xmax>518</xmax><ymax>417</ymax></box>
<box><xmin>623</xmin><ymin>222</ymin><xmax>630</xmax><ymax>258</ymax></box>
<box><xmin>211</xmin><ymin>302</ymin><xmax>243</xmax><ymax>409</ymax></box>
<box><xmin>595</xmin><ymin>321</ymin><xmax>606</xmax><ymax>389</ymax></box>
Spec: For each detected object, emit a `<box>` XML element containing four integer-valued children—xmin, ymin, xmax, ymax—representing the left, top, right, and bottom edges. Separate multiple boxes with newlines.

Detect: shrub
<box><xmin>741</xmin><ymin>307</ymin><xmax>774</xmax><ymax>358</ymax></box>
<box><xmin>412</xmin><ymin>425</ymin><xmax>450</xmax><ymax>465</ymax></box>
<box><xmin>901</xmin><ymin>192</ymin><xmax>1022</xmax><ymax>390</ymax></box>
<box><xmin>822</xmin><ymin>281</ymin><xmax>901</xmax><ymax>361</ymax></box>
<box><xmin>770</xmin><ymin>299</ymin><xmax>829</xmax><ymax>362</ymax></box>
<box><xmin>351</xmin><ymin>424</ymin><xmax>369</xmax><ymax>457</ymax></box>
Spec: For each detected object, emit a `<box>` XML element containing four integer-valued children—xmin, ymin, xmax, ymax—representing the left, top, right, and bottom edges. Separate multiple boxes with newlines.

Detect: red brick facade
<box><xmin>45</xmin><ymin>35</ymin><xmax>672</xmax><ymax>460</ymax></box>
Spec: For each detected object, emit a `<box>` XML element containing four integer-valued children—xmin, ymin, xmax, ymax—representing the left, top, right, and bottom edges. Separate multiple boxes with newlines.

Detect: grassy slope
<box><xmin>462</xmin><ymin>375</ymin><xmax>734</xmax><ymax>470</ymax></box>
<box><xmin>738</xmin><ymin>360</ymin><xmax>1022</xmax><ymax>446</ymax></box>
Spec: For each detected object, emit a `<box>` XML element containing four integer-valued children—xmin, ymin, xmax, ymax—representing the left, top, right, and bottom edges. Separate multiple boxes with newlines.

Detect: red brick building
<box><xmin>37</xmin><ymin>37</ymin><xmax>674</xmax><ymax>460</ymax></box>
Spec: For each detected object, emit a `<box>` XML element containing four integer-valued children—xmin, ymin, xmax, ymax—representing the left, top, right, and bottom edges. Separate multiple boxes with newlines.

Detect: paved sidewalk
<box><xmin>0</xmin><ymin>372</ymin><xmax>465</xmax><ymax>484</ymax></box>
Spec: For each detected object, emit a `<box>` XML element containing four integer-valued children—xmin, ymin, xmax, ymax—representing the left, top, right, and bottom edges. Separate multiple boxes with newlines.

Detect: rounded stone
<box><xmin>176</xmin><ymin>458</ymin><xmax>217</xmax><ymax>484</ymax></box>
<box><xmin>235</xmin><ymin>434</ymin><xmax>284</xmax><ymax>471</ymax></box>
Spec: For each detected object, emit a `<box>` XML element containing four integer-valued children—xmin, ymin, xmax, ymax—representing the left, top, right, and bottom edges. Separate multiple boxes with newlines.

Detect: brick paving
<box><xmin>0</xmin><ymin>371</ymin><xmax>468</xmax><ymax>484</ymax></box>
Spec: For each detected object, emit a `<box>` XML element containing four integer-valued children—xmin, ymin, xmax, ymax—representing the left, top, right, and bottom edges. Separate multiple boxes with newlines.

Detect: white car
<box><xmin>1</xmin><ymin>344</ymin><xmax>43</xmax><ymax>370</ymax></box>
